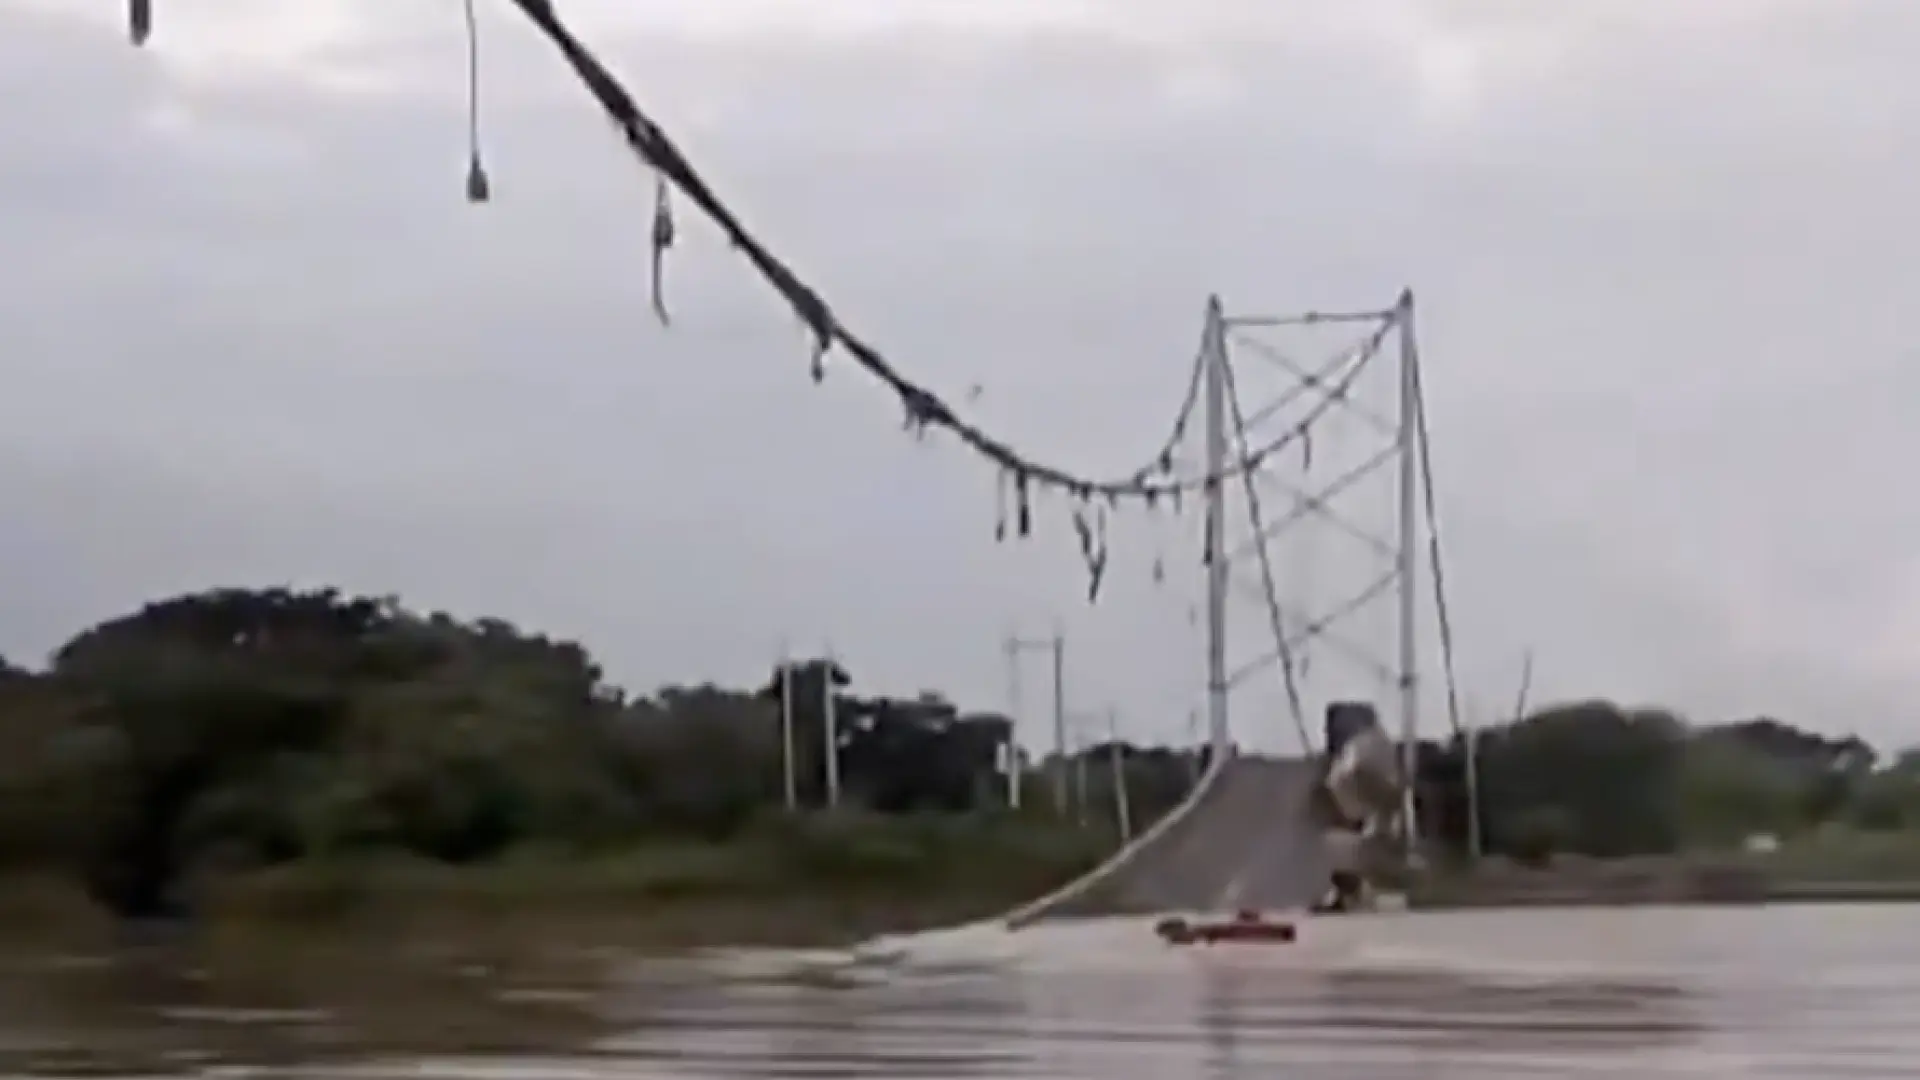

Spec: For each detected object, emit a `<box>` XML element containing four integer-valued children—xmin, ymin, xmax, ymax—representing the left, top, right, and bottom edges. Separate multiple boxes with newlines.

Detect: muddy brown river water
<box><xmin>1</xmin><ymin>905</ymin><xmax>1913</xmax><ymax>1078</ymax></box>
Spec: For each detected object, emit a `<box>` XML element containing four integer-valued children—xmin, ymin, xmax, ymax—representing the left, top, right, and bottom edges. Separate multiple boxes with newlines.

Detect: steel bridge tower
<box><xmin>1191</xmin><ymin>289</ymin><xmax>1462</xmax><ymax>856</ymax></box>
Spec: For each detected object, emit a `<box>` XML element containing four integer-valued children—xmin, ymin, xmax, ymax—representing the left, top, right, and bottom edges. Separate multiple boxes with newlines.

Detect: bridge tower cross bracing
<box><xmin>1194</xmin><ymin>290</ymin><xmax>1452</xmax><ymax>857</ymax></box>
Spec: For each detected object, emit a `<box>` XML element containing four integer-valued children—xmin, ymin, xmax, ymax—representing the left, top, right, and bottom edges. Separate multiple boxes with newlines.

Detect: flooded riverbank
<box><xmin>3</xmin><ymin>904</ymin><xmax>1917</xmax><ymax>1077</ymax></box>
<box><xmin>1410</xmin><ymin>848</ymin><xmax>1920</xmax><ymax>909</ymax></box>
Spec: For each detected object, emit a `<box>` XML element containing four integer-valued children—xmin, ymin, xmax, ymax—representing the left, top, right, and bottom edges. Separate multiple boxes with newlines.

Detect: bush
<box><xmin>1503</xmin><ymin>806</ymin><xmax>1573</xmax><ymax>867</ymax></box>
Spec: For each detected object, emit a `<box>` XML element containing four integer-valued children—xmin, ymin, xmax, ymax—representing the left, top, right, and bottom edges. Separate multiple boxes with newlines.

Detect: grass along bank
<box><xmin>0</xmin><ymin>810</ymin><xmax>1116</xmax><ymax>951</ymax></box>
<box><xmin>1408</xmin><ymin>828</ymin><xmax>1920</xmax><ymax>909</ymax></box>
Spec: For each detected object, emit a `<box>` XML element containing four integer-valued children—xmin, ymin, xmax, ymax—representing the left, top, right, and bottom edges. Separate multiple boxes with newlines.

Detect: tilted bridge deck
<box><xmin>1012</xmin><ymin>755</ymin><xmax>1334</xmax><ymax>923</ymax></box>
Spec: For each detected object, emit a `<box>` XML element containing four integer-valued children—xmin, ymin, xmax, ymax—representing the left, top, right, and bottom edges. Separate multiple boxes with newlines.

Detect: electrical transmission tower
<box><xmin>1179</xmin><ymin>290</ymin><xmax>1462</xmax><ymax>853</ymax></box>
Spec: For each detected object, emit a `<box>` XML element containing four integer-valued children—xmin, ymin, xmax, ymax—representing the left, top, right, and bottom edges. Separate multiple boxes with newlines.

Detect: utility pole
<box><xmin>1108</xmin><ymin>707</ymin><xmax>1133</xmax><ymax>842</ymax></box>
<box><xmin>1186</xmin><ymin>708</ymin><xmax>1202</xmax><ymax>786</ymax></box>
<box><xmin>822</xmin><ymin>644</ymin><xmax>841</xmax><ymax>809</ymax></box>
<box><xmin>1003</xmin><ymin>637</ymin><xmax>1022</xmax><ymax>810</ymax></box>
<box><xmin>1006</xmin><ymin>630</ymin><xmax>1068</xmax><ymax>814</ymax></box>
<box><xmin>778</xmin><ymin>645</ymin><xmax>797</xmax><ymax>811</ymax></box>
<box><xmin>1201</xmin><ymin>295</ymin><xmax>1231</xmax><ymax>763</ymax></box>
<box><xmin>1072</xmin><ymin>713</ymin><xmax>1091</xmax><ymax>823</ymax></box>
<box><xmin>1394</xmin><ymin>288</ymin><xmax>1422</xmax><ymax>860</ymax></box>
<box><xmin>1002</xmin><ymin>738</ymin><xmax>1021</xmax><ymax>811</ymax></box>
<box><xmin>1464</xmin><ymin>709</ymin><xmax>1482</xmax><ymax>861</ymax></box>
<box><xmin>1458</xmin><ymin>694</ymin><xmax>1485</xmax><ymax>863</ymax></box>
<box><xmin>1051</xmin><ymin>631</ymin><xmax>1067</xmax><ymax>812</ymax></box>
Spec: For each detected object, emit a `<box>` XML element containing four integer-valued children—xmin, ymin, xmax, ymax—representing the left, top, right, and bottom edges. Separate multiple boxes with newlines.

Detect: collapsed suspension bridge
<box><xmin>113</xmin><ymin>3</ymin><xmax>1467</xmax><ymax>924</ymax></box>
<box><xmin>1007</xmin><ymin>292</ymin><xmax>1466</xmax><ymax>925</ymax></box>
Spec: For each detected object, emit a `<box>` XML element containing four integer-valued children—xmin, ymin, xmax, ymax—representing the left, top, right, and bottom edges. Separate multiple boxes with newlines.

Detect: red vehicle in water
<box><xmin>1155</xmin><ymin>909</ymin><xmax>1297</xmax><ymax>945</ymax></box>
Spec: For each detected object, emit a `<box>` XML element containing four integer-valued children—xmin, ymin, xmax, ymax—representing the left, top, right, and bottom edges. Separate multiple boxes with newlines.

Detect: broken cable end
<box><xmin>465</xmin><ymin>156</ymin><xmax>492</xmax><ymax>204</ymax></box>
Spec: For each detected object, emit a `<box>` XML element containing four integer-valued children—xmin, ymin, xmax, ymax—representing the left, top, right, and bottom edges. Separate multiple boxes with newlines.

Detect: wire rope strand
<box><xmin>1409</xmin><ymin>332</ymin><xmax>1465</xmax><ymax>741</ymax></box>
<box><xmin>462</xmin><ymin>0</ymin><xmax>492</xmax><ymax>202</ymax></box>
<box><xmin>1219</xmin><ymin>336</ymin><xmax>1332</xmax><ymax>755</ymax></box>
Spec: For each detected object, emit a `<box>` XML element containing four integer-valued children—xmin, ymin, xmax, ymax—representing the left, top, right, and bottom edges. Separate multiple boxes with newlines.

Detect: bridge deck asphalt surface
<box><xmin>1033</xmin><ymin>756</ymin><xmax>1332</xmax><ymax>920</ymax></box>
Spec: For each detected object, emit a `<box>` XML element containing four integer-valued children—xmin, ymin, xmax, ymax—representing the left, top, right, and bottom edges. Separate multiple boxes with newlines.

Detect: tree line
<box><xmin>3</xmin><ymin>585</ymin><xmax>1916</xmax><ymax>919</ymax></box>
<box><xmin>1414</xmin><ymin>703</ymin><xmax>1919</xmax><ymax>863</ymax></box>
<box><xmin>0</xmin><ymin>587</ymin><xmax>1200</xmax><ymax>919</ymax></box>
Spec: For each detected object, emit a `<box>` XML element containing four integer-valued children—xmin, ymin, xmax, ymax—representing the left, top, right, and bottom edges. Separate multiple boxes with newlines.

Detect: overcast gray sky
<box><xmin>3</xmin><ymin>0</ymin><xmax>1917</xmax><ymax>752</ymax></box>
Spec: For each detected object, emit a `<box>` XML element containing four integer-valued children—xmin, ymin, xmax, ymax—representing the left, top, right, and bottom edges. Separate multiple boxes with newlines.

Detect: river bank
<box><xmin>1410</xmin><ymin>872</ymin><xmax>1920</xmax><ymax>909</ymax></box>
<box><xmin>0</xmin><ymin>813</ymin><xmax>1115</xmax><ymax>951</ymax></box>
<box><xmin>1407</xmin><ymin>834</ymin><xmax>1920</xmax><ymax>909</ymax></box>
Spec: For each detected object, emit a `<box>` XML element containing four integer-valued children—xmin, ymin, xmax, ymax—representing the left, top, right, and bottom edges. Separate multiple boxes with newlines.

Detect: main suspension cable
<box><xmin>115</xmin><ymin>0</ymin><xmax>1404</xmax><ymax>603</ymax></box>
<box><xmin>1134</xmin><ymin>340</ymin><xmax>1207</xmax><ymax>481</ymax></box>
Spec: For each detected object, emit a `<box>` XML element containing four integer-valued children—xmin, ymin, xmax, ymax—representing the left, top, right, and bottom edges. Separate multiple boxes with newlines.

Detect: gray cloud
<box><xmin>4</xmin><ymin>1</ymin><xmax>1920</xmax><ymax>752</ymax></box>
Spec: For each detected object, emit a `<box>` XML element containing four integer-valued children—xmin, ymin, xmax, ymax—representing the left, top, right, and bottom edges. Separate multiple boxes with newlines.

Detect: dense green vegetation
<box><xmin>0</xmin><ymin>587</ymin><xmax>1200</xmax><ymax>934</ymax></box>
<box><xmin>3</xmin><ymin>585</ymin><xmax>1918</xmax><ymax>934</ymax></box>
<box><xmin>1414</xmin><ymin>703</ymin><xmax>1920</xmax><ymax>866</ymax></box>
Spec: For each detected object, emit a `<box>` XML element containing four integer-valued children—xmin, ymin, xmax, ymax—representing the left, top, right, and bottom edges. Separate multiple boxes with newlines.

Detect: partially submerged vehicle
<box><xmin>1155</xmin><ymin>909</ymin><xmax>1298</xmax><ymax>945</ymax></box>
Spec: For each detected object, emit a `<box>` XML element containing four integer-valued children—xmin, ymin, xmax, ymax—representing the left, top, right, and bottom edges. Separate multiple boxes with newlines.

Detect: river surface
<box><xmin>1</xmin><ymin>905</ymin><xmax>1915</xmax><ymax>1078</ymax></box>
